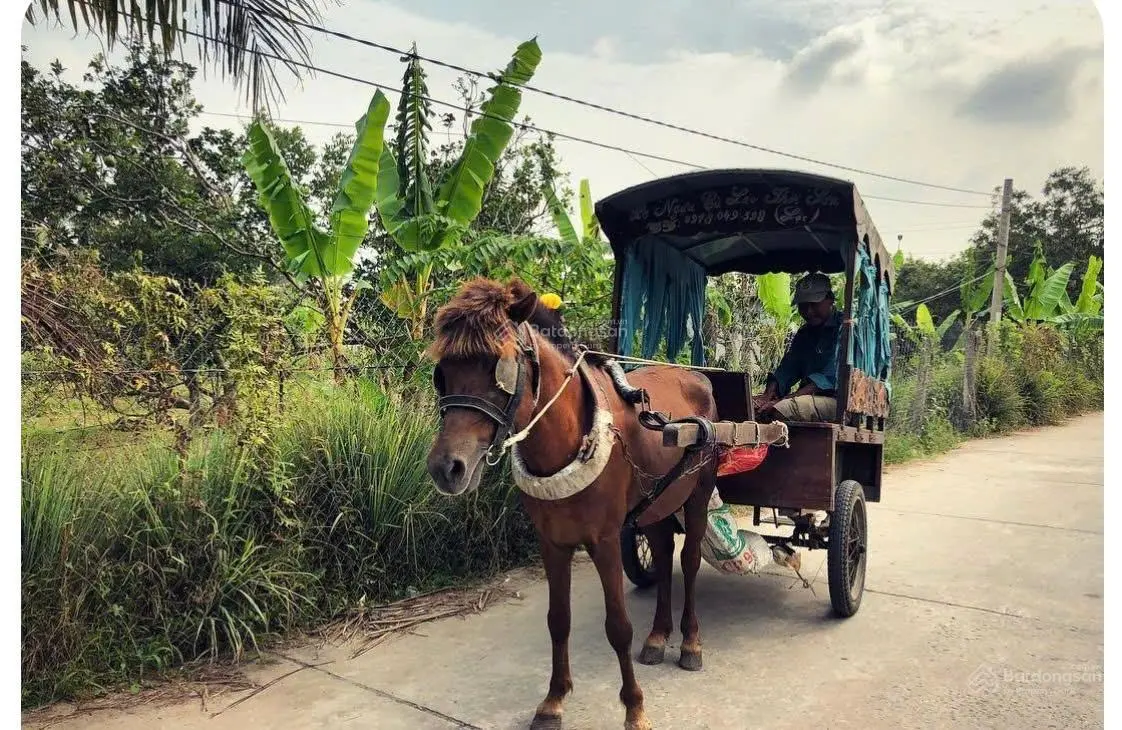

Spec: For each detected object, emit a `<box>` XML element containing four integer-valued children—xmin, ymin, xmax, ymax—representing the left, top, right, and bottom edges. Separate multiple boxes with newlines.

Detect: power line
<box><xmin>895</xmin><ymin>223</ymin><xmax>985</xmax><ymax>233</ymax></box>
<box><xmin>200</xmin><ymin>110</ymin><xmax>351</xmax><ymax>129</ymax></box>
<box><xmin>197</xmin><ymin>109</ymin><xmax>994</xmax><ymax>210</ymax></box>
<box><xmin>99</xmin><ymin>9</ymin><xmax>1001</xmax><ymax>211</ymax></box>
<box><xmin>863</xmin><ymin>194</ymin><xmax>992</xmax><ymax>210</ymax></box>
<box><xmin>158</xmin><ymin>23</ymin><xmax>713</xmax><ymax>170</ymax></box>
<box><xmin>213</xmin><ymin>0</ymin><xmax>994</xmax><ymax>198</ymax></box>
<box><xmin>893</xmin><ymin>273</ymin><xmax>991</xmax><ymax>314</ymax></box>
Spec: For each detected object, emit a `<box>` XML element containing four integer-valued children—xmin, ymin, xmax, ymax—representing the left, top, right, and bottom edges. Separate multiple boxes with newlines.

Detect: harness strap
<box><xmin>436</xmin><ymin>322</ymin><xmax>539</xmax><ymax>463</ymax></box>
<box><xmin>438</xmin><ymin>395</ymin><xmax>510</xmax><ymax>426</ymax></box>
<box><xmin>622</xmin><ymin>414</ymin><xmax>718</xmax><ymax>529</ymax></box>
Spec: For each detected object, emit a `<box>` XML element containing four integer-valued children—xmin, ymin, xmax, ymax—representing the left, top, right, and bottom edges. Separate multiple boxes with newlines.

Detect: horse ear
<box><xmin>507</xmin><ymin>278</ymin><xmax>539</xmax><ymax>323</ymax></box>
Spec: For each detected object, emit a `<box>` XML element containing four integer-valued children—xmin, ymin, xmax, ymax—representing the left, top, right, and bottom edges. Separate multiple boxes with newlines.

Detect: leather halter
<box><xmin>435</xmin><ymin>322</ymin><xmax>542</xmax><ymax>465</ymax></box>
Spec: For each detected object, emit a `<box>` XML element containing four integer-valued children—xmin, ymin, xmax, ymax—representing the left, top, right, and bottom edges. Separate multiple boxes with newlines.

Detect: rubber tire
<box><xmin>620</xmin><ymin>523</ymin><xmax>657</xmax><ymax>589</ymax></box>
<box><xmin>827</xmin><ymin>479</ymin><xmax>868</xmax><ymax>618</ymax></box>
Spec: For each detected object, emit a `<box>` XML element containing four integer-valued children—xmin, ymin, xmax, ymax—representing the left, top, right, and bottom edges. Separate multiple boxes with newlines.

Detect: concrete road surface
<box><xmin>28</xmin><ymin>413</ymin><xmax>1104</xmax><ymax>730</ymax></box>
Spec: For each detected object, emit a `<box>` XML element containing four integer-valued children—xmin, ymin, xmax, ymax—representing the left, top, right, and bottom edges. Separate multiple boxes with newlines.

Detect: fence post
<box><xmin>962</xmin><ymin>326</ymin><xmax>978</xmax><ymax>429</ymax></box>
<box><xmin>278</xmin><ymin>367</ymin><xmax>286</xmax><ymax>414</ymax></box>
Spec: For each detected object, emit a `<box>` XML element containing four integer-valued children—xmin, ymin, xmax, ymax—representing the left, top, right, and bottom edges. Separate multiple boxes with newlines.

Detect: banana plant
<box><xmin>1048</xmin><ymin>254</ymin><xmax>1103</xmax><ymax>332</ymax></box>
<box><xmin>891</xmin><ymin>303</ymin><xmax>959</xmax><ymax>347</ymax></box>
<box><xmin>1001</xmin><ymin>244</ymin><xmax>1077</xmax><ymax>325</ymax></box>
<box><xmin>242</xmin><ymin>90</ymin><xmax>391</xmax><ymax>380</ymax></box>
<box><xmin>377</xmin><ymin>39</ymin><xmax>543</xmax><ymax>337</ymax></box>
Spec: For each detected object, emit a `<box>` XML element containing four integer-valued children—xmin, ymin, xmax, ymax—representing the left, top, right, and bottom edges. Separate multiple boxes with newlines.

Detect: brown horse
<box><xmin>425</xmin><ymin>277</ymin><xmax>719</xmax><ymax>730</ymax></box>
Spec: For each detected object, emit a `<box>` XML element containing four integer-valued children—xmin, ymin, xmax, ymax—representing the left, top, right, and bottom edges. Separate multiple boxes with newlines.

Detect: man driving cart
<box><xmin>752</xmin><ymin>272</ymin><xmax>842</xmax><ymax>423</ymax></box>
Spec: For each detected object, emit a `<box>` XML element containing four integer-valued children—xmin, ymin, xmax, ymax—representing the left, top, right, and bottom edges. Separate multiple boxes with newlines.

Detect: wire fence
<box><xmin>23</xmin><ymin>284</ymin><xmax>952</xmax><ymax>452</ymax></box>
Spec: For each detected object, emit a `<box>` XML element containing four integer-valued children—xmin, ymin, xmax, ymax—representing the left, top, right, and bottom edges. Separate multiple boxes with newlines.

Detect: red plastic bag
<box><xmin>716</xmin><ymin>444</ymin><xmax>769</xmax><ymax>477</ymax></box>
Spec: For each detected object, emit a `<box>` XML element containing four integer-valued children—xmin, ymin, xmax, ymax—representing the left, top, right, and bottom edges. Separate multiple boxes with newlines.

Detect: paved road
<box><xmin>30</xmin><ymin>414</ymin><xmax>1104</xmax><ymax>729</ymax></box>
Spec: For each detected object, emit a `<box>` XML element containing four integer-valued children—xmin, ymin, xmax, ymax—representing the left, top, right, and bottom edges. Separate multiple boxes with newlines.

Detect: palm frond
<box><xmin>27</xmin><ymin>0</ymin><xmax>329</xmax><ymax>112</ymax></box>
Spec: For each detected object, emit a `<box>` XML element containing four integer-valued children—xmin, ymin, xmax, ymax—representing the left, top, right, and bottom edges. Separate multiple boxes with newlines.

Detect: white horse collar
<box><xmin>510</xmin><ymin>407</ymin><xmax>615</xmax><ymax>501</ymax></box>
<box><xmin>509</xmin><ymin>361</ymin><xmax>615</xmax><ymax>501</ymax></box>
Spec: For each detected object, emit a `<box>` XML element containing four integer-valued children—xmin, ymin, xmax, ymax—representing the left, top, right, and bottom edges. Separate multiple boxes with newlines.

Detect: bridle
<box><xmin>433</xmin><ymin>321</ymin><xmax>542</xmax><ymax>466</ymax></box>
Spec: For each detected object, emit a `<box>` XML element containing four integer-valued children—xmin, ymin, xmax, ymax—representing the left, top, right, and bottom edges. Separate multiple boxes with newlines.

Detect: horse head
<box><xmin>425</xmin><ymin>277</ymin><xmax>571</xmax><ymax>495</ymax></box>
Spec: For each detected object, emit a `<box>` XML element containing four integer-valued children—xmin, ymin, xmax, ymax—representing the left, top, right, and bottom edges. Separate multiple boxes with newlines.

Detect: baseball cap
<box><xmin>793</xmin><ymin>272</ymin><xmax>833</xmax><ymax>304</ymax></box>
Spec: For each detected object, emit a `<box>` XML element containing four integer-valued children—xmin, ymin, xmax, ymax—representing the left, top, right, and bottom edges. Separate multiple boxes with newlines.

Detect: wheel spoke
<box><xmin>637</xmin><ymin>534</ymin><xmax>652</xmax><ymax>570</ymax></box>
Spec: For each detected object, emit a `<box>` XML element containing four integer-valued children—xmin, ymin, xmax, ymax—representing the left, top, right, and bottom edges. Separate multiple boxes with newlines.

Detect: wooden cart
<box><xmin>595</xmin><ymin>169</ymin><xmax>896</xmax><ymax>617</ymax></box>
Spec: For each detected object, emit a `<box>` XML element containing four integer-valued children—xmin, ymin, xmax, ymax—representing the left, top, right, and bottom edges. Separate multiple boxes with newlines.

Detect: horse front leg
<box><xmin>531</xmin><ymin>540</ymin><xmax>575</xmax><ymax>730</ymax></box>
<box><xmin>678</xmin><ymin>474</ymin><xmax>714</xmax><ymax>672</ymax></box>
<box><xmin>588</xmin><ymin>534</ymin><xmax>651</xmax><ymax>730</ymax></box>
<box><xmin>638</xmin><ymin>518</ymin><xmax>676</xmax><ymax>666</ymax></box>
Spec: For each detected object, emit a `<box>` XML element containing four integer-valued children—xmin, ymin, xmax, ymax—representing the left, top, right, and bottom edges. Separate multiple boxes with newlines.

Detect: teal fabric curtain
<box><xmin>618</xmin><ymin>239</ymin><xmax>707</xmax><ymax>365</ymax></box>
<box><xmin>851</xmin><ymin>243</ymin><xmax>893</xmax><ymax>396</ymax></box>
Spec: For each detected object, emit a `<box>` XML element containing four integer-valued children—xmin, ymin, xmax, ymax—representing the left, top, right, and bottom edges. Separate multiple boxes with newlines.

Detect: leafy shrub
<box><xmin>21</xmin><ymin>432</ymin><xmax>314</xmax><ymax>705</ymax></box>
<box><xmin>975</xmin><ymin>356</ymin><xmax>1026</xmax><ymax>432</ymax></box>
<box><xmin>1019</xmin><ymin>369</ymin><xmax>1066</xmax><ymax>426</ymax></box>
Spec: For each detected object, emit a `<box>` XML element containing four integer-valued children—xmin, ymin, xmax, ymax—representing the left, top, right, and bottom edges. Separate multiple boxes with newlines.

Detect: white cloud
<box><xmin>20</xmin><ymin>0</ymin><xmax>1103</xmax><ymax>262</ymax></box>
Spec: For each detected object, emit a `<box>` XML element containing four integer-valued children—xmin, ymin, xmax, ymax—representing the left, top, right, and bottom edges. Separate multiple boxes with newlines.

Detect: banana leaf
<box><xmin>936</xmin><ymin>309</ymin><xmax>960</xmax><ymax>340</ymax></box>
<box><xmin>915</xmin><ymin>303</ymin><xmax>935</xmax><ymax>337</ymax></box>
<box><xmin>543</xmin><ymin>179</ymin><xmax>579</xmax><ymax>248</ymax></box>
<box><xmin>242</xmin><ymin>120</ymin><xmax>330</xmax><ymax>278</ymax></box>
<box><xmin>434</xmin><ymin>39</ymin><xmax>542</xmax><ymax>244</ymax></box>
<box><xmin>328</xmin><ymin>90</ymin><xmax>391</xmax><ymax>276</ymax></box>
<box><xmin>756</xmin><ymin>272</ymin><xmax>792</xmax><ymax>324</ymax></box>
<box><xmin>1075</xmin><ymin>255</ymin><xmax>1103</xmax><ymax>315</ymax></box>
<box><xmin>1048</xmin><ymin>312</ymin><xmax>1103</xmax><ymax>330</ymax></box>
<box><xmin>579</xmin><ymin>179</ymin><xmax>600</xmax><ymax>241</ymax></box>
<box><xmin>1024</xmin><ymin>262</ymin><xmax>1073</xmax><ymax>320</ymax></box>
<box><xmin>374</xmin><ymin>146</ymin><xmax>426</xmax><ymax>251</ymax></box>
<box><xmin>963</xmin><ymin>269</ymin><xmax>994</xmax><ymax>316</ymax></box>
<box><xmin>1003</xmin><ymin>270</ymin><xmax>1024</xmax><ymax>321</ymax></box>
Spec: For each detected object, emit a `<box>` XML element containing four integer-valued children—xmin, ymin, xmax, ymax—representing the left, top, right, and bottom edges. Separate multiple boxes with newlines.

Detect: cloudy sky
<box><xmin>21</xmin><ymin>0</ymin><xmax>1104</xmax><ymax>261</ymax></box>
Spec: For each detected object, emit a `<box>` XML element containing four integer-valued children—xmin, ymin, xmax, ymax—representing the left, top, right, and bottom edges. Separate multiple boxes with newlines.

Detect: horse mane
<box><xmin>427</xmin><ymin>278</ymin><xmax>518</xmax><ymax>360</ymax></box>
<box><xmin>428</xmin><ymin>277</ymin><xmax>585</xmax><ymax>362</ymax></box>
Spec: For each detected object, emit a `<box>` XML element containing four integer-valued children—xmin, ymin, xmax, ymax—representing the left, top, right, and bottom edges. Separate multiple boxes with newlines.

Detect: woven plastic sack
<box><xmin>676</xmin><ymin>490</ymin><xmax>778</xmax><ymax>576</ymax></box>
<box><xmin>716</xmin><ymin>444</ymin><xmax>769</xmax><ymax>477</ymax></box>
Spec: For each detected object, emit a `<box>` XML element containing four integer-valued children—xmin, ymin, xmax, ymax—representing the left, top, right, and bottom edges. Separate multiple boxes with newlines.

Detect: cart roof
<box><xmin>595</xmin><ymin>168</ymin><xmax>895</xmax><ymax>288</ymax></box>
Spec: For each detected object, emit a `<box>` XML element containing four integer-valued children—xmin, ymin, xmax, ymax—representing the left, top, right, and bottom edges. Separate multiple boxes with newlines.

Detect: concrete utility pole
<box><xmin>986</xmin><ymin>178</ymin><xmax>1014</xmax><ymax>355</ymax></box>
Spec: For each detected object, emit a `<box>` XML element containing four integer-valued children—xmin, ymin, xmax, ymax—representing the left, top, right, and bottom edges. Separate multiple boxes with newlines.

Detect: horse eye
<box><xmin>431</xmin><ymin>365</ymin><xmax>446</xmax><ymax>395</ymax></box>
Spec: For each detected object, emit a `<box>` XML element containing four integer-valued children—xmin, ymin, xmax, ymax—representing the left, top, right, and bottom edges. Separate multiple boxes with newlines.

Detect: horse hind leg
<box><xmin>588</xmin><ymin>535</ymin><xmax>652</xmax><ymax>730</ymax></box>
<box><xmin>530</xmin><ymin>541</ymin><xmax>575</xmax><ymax>730</ymax></box>
<box><xmin>638</xmin><ymin>518</ymin><xmax>675</xmax><ymax>666</ymax></box>
<box><xmin>678</xmin><ymin>471</ymin><xmax>715</xmax><ymax>672</ymax></box>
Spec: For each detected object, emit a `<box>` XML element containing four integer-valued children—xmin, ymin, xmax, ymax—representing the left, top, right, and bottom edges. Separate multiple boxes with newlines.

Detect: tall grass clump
<box><xmin>22</xmin><ymin>432</ymin><xmax>315</xmax><ymax>706</ymax></box>
<box><xmin>279</xmin><ymin>383</ymin><xmax>535</xmax><ymax>607</ymax></box>
<box><xmin>22</xmin><ymin>380</ymin><xmax>539</xmax><ymax>708</ymax></box>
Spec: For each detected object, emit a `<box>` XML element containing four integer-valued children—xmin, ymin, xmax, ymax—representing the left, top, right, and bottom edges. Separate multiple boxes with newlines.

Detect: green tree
<box><xmin>968</xmin><ymin>167</ymin><xmax>1103</xmax><ymax>296</ymax></box>
<box><xmin>21</xmin><ymin>42</ymin><xmax>287</xmax><ymax>283</ymax></box>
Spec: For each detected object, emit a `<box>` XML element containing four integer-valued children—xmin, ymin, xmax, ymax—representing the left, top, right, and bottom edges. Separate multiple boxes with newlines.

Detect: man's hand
<box><xmin>791</xmin><ymin>382</ymin><xmax>820</xmax><ymax>398</ymax></box>
<box><xmin>753</xmin><ymin>382</ymin><xmax>781</xmax><ymax>414</ymax></box>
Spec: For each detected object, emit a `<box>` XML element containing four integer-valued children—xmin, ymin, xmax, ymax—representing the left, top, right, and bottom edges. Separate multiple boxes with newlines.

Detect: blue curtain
<box><xmin>851</xmin><ymin>242</ymin><xmax>893</xmax><ymax>397</ymax></box>
<box><xmin>618</xmin><ymin>239</ymin><xmax>707</xmax><ymax>365</ymax></box>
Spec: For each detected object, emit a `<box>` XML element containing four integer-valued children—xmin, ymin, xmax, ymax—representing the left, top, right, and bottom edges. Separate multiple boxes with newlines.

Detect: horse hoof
<box><xmin>638</xmin><ymin>643</ymin><xmax>666</xmax><ymax>665</ymax></box>
<box><xmin>678</xmin><ymin>649</ymin><xmax>703</xmax><ymax>672</ymax></box>
<box><xmin>530</xmin><ymin>713</ymin><xmax>563</xmax><ymax>730</ymax></box>
<box><xmin>624</xmin><ymin>713</ymin><xmax>653</xmax><ymax>730</ymax></box>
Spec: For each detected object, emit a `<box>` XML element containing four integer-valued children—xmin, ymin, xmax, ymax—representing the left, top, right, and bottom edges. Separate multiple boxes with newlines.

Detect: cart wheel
<box><xmin>827</xmin><ymin>479</ymin><xmax>867</xmax><ymax>617</ymax></box>
<box><xmin>620</xmin><ymin>523</ymin><xmax>657</xmax><ymax>589</ymax></box>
